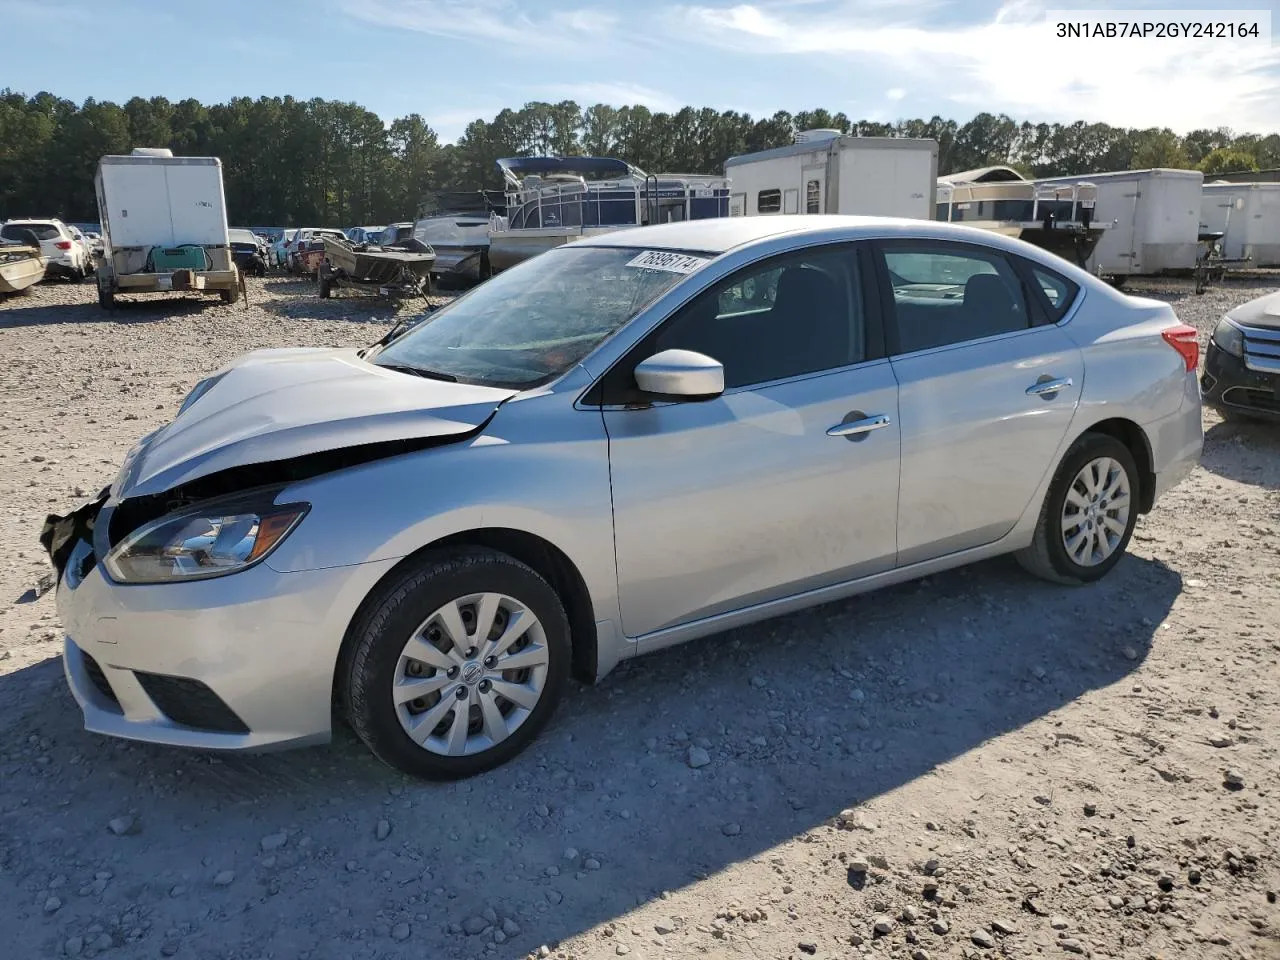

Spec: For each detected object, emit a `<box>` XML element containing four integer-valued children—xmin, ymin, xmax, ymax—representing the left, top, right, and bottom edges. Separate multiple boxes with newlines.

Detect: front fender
<box><xmin>264</xmin><ymin>391</ymin><xmax>619</xmax><ymax>630</ymax></box>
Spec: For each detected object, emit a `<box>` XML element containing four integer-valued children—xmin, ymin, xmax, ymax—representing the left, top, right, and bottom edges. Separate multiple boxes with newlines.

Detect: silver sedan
<box><xmin>47</xmin><ymin>216</ymin><xmax>1203</xmax><ymax>779</ymax></box>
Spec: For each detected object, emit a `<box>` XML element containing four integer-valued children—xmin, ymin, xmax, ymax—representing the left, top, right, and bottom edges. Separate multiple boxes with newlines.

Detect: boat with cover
<box><xmin>487</xmin><ymin>156</ymin><xmax>731</xmax><ymax>273</ymax></box>
<box><xmin>413</xmin><ymin>189</ymin><xmax>506</xmax><ymax>282</ymax></box>
<box><xmin>935</xmin><ymin>166</ymin><xmax>1105</xmax><ymax>267</ymax></box>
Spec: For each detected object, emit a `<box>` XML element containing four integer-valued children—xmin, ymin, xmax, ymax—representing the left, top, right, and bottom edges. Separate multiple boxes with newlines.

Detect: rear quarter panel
<box><xmin>1060</xmin><ymin>287</ymin><xmax>1202</xmax><ymax>481</ymax></box>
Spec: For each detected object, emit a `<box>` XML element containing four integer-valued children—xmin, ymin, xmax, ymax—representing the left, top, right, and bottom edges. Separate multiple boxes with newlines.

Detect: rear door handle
<box><xmin>1026</xmin><ymin>376</ymin><xmax>1073</xmax><ymax>396</ymax></box>
<box><xmin>827</xmin><ymin>414</ymin><xmax>892</xmax><ymax>437</ymax></box>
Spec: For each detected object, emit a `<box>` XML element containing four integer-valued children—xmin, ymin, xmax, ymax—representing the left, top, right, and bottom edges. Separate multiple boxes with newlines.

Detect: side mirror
<box><xmin>634</xmin><ymin>349</ymin><xmax>724</xmax><ymax>400</ymax></box>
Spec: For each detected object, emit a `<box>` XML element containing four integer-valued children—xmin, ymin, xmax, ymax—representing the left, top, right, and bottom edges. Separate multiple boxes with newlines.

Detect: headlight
<box><xmin>1211</xmin><ymin>316</ymin><xmax>1244</xmax><ymax>358</ymax></box>
<box><xmin>104</xmin><ymin>496</ymin><xmax>308</xmax><ymax>584</ymax></box>
<box><xmin>177</xmin><ymin>372</ymin><xmax>227</xmax><ymax>416</ymax></box>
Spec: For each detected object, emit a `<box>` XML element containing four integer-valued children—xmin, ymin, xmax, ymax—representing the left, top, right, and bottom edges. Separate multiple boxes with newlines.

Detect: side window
<box><xmin>1029</xmin><ymin>264</ymin><xmax>1079</xmax><ymax>322</ymax></box>
<box><xmin>879</xmin><ymin>243</ymin><xmax>1030</xmax><ymax>354</ymax></box>
<box><xmin>650</xmin><ymin>246</ymin><xmax>865</xmax><ymax>389</ymax></box>
<box><xmin>757</xmin><ymin>189</ymin><xmax>781</xmax><ymax>214</ymax></box>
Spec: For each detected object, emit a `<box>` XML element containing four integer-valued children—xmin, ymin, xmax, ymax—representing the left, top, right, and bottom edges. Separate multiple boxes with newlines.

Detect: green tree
<box><xmin>1199</xmin><ymin>148</ymin><xmax>1259</xmax><ymax>177</ymax></box>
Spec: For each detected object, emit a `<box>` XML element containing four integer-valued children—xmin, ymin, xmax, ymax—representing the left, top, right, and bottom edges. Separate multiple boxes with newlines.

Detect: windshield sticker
<box><xmin>625</xmin><ymin>250</ymin><xmax>709</xmax><ymax>275</ymax></box>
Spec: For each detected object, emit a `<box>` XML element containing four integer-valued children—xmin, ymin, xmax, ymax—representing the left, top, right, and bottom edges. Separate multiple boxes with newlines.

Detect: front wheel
<box><xmin>344</xmin><ymin>549</ymin><xmax>571</xmax><ymax>779</ymax></box>
<box><xmin>1016</xmin><ymin>433</ymin><xmax>1140</xmax><ymax>585</ymax></box>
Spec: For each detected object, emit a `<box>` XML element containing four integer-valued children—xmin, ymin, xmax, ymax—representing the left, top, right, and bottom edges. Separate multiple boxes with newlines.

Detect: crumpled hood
<box><xmin>116</xmin><ymin>347</ymin><xmax>517</xmax><ymax>497</ymax></box>
<box><xmin>1228</xmin><ymin>289</ymin><xmax>1280</xmax><ymax>330</ymax></box>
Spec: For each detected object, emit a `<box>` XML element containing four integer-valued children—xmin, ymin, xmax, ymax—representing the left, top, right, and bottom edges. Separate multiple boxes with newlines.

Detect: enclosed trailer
<box><xmin>94</xmin><ymin>148</ymin><xmax>241</xmax><ymax>308</ymax></box>
<box><xmin>1034</xmin><ymin>168</ymin><xmax>1203</xmax><ymax>276</ymax></box>
<box><xmin>1201</xmin><ymin>181</ymin><xmax>1280</xmax><ymax>267</ymax></box>
<box><xmin>724</xmin><ymin>132</ymin><xmax>938</xmax><ymax>220</ymax></box>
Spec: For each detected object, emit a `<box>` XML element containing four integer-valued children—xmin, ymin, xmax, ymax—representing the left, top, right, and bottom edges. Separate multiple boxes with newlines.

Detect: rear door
<box><xmin>871</xmin><ymin>239</ymin><xmax>1084</xmax><ymax>565</ymax></box>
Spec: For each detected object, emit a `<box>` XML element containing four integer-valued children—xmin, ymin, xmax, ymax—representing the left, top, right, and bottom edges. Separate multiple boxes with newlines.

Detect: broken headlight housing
<box><xmin>103</xmin><ymin>493</ymin><xmax>309</xmax><ymax>584</ymax></box>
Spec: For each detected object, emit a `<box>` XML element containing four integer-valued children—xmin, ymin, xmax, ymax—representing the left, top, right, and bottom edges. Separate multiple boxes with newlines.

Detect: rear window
<box><xmin>3</xmin><ymin>223</ymin><xmax>61</xmax><ymax>241</ymax></box>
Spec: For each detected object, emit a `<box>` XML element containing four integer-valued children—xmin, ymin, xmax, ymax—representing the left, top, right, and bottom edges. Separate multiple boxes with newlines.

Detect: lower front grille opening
<box><xmin>1222</xmin><ymin>386</ymin><xmax>1280</xmax><ymax>414</ymax></box>
<box><xmin>1200</xmin><ymin>373</ymin><xmax>1217</xmax><ymax>394</ymax></box>
<box><xmin>80</xmin><ymin>650</ymin><xmax>121</xmax><ymax>710</ymax></box>
<box><xmin>134</xmin><ymin>672</ymin><xmax>250</xmax><ymax>734</ymax></box>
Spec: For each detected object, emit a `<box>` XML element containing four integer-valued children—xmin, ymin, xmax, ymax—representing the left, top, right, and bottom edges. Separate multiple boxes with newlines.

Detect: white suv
<box><xmin>1</xmin><ymin>218</ymin><xmax>91</xmax><ymax>280</ymax></box>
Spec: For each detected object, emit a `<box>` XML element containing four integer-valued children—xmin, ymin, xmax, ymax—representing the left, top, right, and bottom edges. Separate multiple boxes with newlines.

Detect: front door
<box><xmin>598</xmin><ymin>243</ymin><xmax>901</xmax><ymax>638</ymax></box>
<box><xmin>873</xmin><ymin>239</ymin><xmax>1084</xmax><ymax>565</ymax></box>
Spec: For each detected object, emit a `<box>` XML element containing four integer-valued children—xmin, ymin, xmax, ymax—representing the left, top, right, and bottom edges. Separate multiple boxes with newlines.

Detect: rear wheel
<box><xmin>219</xmin><ymin>287</ymin><xmax>235</xmax><ymax>304</ymax></box>
<box><xmin>1016</xmin><ymin>433</ymin><xmax>1139</xmax><ymax>585</ymax></box>
<box><xmin>345</xmin><ymin>549</ymin><xmax>571</xmax><ymax>779</ymax></box>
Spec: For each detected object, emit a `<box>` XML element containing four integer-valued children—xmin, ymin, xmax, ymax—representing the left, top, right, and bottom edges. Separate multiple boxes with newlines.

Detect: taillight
<box><xmin>1161</xmin><ymin>324</ymin><xmax>1200</xmax><ymax>371</ymax></box>
<box><xmin>54</xmin><ymin>240</ymin><xmax>72</xmax><ymax>250</ymax></box>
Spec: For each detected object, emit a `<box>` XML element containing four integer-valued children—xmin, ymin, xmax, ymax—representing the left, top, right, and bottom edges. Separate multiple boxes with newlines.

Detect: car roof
<box><xmin>5</xmin><ymin>218</ymin><xmax>64</xmax><ymax>227</ymax></box>
<box><xmin>571</xmin><ymin>214</ymin><xmax>1107</xmax><ymax>283</ymax></box>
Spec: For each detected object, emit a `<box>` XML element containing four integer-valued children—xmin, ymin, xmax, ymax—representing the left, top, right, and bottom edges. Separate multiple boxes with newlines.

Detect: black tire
<box><xmin>1015</xmin><ymin>432</ymin><xmax>1140</xmax><ymax>585</ymax></box>
<box><xmin>219</xmin><ymin>287</ymin><xmax>235</xmax><ymax>304</ymax></box>
<box><xmin>318</xmin><ymin>273</ymin><xmax>332</xmax><ymax>299</ymax></box>
<box><xmin>344</xmin><ymin>548</ymin><xmax>571</xmax><ymax>780</ymax></box>
<box><xmin>478</xmin><ymin>252</ymin><xmax>493</xmax><ymax>282</ymax></box>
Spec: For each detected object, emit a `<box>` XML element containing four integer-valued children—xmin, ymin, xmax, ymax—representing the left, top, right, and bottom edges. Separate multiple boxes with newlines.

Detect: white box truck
<box><xmin>724</xmin><ymin>132</ymin><xmax>938</xmax><ymax>220</ymax></box>
<box><xmin>1034</xmin><ymin>168</ymin><xmax>1203</xmax><ymax>277</ymax></box>
<box><xmin>1201</xmin><ymin>181</ymin><xmax>1280</xmax><ymax>267</ymax></box>
<box><xmin>94</xmin><ymin>148</ymin><xmax>241</xmax><ymax>309</ymax></box>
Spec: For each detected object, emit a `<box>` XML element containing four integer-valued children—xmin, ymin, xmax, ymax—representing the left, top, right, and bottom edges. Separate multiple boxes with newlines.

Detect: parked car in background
<box><xmin>374</xmin><ymin>222</ymin><xmax>414</xmax><ymax>246</ymax></box>
<box><xmin>284</xmin><ymin>228</ymin><xmax>347</xmax><ymax>273</ymax></box>
<box><xmin>1</xmin><ymin>218</ymin><xmax>92</xmax><ymax>280</ymax></box>
<box><xmin>346</xmin><ymin>225</ymin><xmax>386</xmax><ymax>245</ymax></box>
<box><xmin>82</xmin><ymin>231</ymin><xmax>105</xmax><ymax>258</ymax></box>
<box><xmin>1203</xmin><ymin>289</ymin><xmax>1280</xmax><ymax>423</ymax></box>
<box><xmin>45</xmin><ymin>216</ymin><xmax>1203</xmax><ymax>780</ymax></box>
<box><xmin>66</xmin><ymin>225</ymin><xmax>95</xmax><ymax>272</ymax></box>
<box><xmin>229</xmin><ymin>228</ymin><xmax>269</xmax><ymax>277</ymax></box>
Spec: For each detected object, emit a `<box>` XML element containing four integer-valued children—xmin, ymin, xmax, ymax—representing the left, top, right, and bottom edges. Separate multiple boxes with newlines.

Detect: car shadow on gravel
<box><xmin>1201</xmin><ymin>420</ymin><xmax>1280</xmax><ymax>490</ymax></box>
<box><xmin>0</xmin><ymin>552</ymin><xmax>1179</xmax><ymax>956</ymax></box>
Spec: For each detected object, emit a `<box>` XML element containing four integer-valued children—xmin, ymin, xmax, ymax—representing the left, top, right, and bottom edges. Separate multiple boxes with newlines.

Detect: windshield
<box><xmin>373</xmin><ymin>245</ymin><xmax>706</xmax><ymax>388</ymax></box>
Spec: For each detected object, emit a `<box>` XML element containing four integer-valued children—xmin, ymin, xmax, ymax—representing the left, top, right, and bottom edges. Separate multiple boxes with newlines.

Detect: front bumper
<box><xmin>1202</xmin><ymin>340</ymin><xmax>1280</xmax><ymax>422</ymax></box>
<box><xmin>57</xmin><ymin>542</ymin><xmax>399</xmax><ymax>752</ymax></box>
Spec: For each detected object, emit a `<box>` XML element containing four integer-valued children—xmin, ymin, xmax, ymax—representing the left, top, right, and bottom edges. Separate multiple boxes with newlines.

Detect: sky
<box><xmin>2</xmin><ymin>0</ymin><xmax>1278</xmax><ymax>143</ymax></box>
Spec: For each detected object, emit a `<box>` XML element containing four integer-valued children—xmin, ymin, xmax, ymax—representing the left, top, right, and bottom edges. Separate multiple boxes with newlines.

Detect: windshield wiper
<box><xmin>377</xmin><ymin>362</ymin><xmax>458</xmax><ymax>383</ymax></box>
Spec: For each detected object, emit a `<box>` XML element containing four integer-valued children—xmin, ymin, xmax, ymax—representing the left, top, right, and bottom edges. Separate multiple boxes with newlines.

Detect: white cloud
<box><xmin>673</xmin><ymin>0</ymin><xmax>1280</xmax><ymax>132</ymax></box>
<box><xmin>339</xmin><ymin>0</ymin><xmax>620</xmax><ymax>49</ymax></box>
<box><xmin>886</xmin><ymin>88</ymin><xmax>906</xmax><ymax>101</ymax></box>
<box><xmin>533</xmin><ymin>82</ymin><xmax>681</xmax><ymax>112</ymax></box>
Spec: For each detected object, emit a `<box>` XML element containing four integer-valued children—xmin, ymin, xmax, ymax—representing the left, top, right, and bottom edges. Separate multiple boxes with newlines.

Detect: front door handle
<box><xmin>1026</xmin><ymin>376</ymin><xmax>1073</xmax><ymax>396</ymax></box>
<box><xmin>827</xmin><ymin>414</ymin><xmax>892</xmax><ymax>438</ymax></box>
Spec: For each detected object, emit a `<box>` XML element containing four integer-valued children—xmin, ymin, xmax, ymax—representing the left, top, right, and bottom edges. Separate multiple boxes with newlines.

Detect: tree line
<box><xmin>2</xmin><ymin>89</ymin><xmax>1277</xmax><ymax>228</ymax></box>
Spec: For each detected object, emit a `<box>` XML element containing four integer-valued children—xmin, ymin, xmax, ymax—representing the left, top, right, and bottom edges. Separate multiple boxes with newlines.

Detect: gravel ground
<box><xmin>1</xmin><ymin>274</ymin><xmax>1278</xmax><ymax>960</ymax></box>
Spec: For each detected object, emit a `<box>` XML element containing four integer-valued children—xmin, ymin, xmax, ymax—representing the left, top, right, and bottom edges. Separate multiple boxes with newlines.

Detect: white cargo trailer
<box><xmin>94</xmin><ymin>148</ymin><xmax>241</xmax><ymax>309</ymax></box>
<box><xmin>1201</xmin><ymin>181</ymin><xmax>1280</xmax><ymax>267</ymax></box>
<box><xmin>724</xmin><ymin>132</ymin><xmax>938</xmax><ymax>220</ymax></box>
<box><xmin>1034</xmin><ymin>168</ymin><xmax>1203</xmax><ymax>277</ymax></box>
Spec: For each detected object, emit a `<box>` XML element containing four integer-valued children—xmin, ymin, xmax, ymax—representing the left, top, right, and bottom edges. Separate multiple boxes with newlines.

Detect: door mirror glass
<box><xmin>634</xmin><ymin>349</ymin><xmax>724</xmax><ymax>399</ymax></box>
